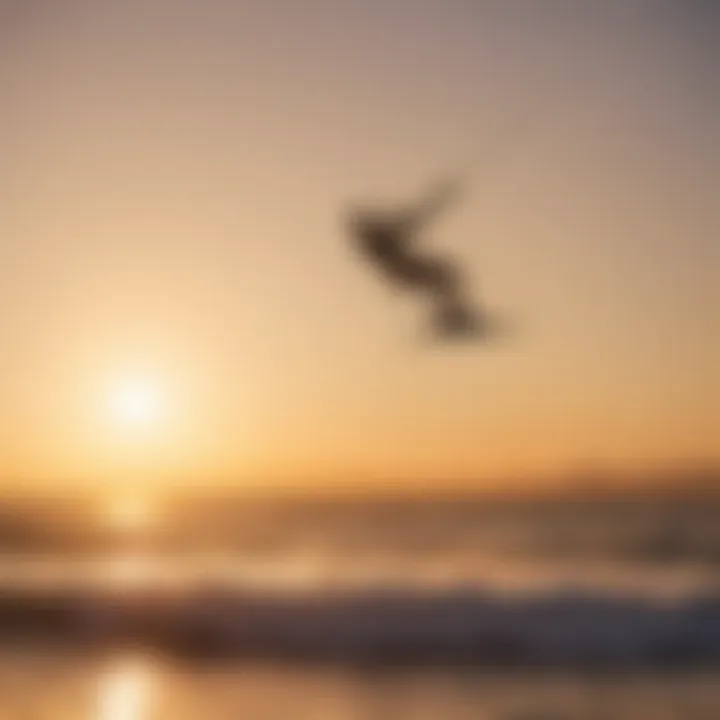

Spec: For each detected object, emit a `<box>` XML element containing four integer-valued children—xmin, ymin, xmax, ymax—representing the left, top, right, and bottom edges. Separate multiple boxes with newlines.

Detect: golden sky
<box><xmin>1</xmin><ymin>0</ymin><xmax>718</xmax><ymax>489</ymax></box>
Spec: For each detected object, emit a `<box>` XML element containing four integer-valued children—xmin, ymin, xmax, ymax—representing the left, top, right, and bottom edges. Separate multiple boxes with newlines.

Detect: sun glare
<box><xmin>108</xmin><ymin>377</ymin><xmax>164</xmax><ymax>431</ymax></box>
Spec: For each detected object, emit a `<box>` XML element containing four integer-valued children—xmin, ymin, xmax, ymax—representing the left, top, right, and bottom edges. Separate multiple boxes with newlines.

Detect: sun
<box><xmin>108</xmin><ymin>377</ymin><xmax>164</xmax><ymax>432</ymax></box>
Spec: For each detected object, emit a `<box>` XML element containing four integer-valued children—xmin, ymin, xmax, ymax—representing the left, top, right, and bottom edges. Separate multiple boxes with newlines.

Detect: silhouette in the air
<box><xmin>348</xmin><ymin>180</ymin><xmax>498</xmax><ymax>340</ymax></box>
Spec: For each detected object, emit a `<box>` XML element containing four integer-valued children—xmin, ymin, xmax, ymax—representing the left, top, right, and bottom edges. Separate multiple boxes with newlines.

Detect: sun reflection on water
<box><xmin>98</xmin><ymin>658</ymin><xmax>152</xmax><ymax>720</ymax></box>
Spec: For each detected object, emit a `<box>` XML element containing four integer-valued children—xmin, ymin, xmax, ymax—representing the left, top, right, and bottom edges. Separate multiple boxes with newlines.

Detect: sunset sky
<box><xmin>1</xmin><ymin>0</ymin><xmax>718</xmax><ymax>490</ymax></box>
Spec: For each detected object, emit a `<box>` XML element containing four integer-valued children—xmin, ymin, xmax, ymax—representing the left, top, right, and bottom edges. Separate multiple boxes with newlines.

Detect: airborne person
<box><xmin>348</xmin><ymin>180</ymin><xmax>495</xmax><ymax>339</ymax></box>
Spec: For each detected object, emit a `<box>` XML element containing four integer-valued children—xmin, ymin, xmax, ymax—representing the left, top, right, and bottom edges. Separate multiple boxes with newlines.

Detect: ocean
<box><xmin>0</xmin><ymin>493</ymin><xmax>718</xmax><ymax>718</ymax></box>
<box><xmin>2</xmin><ymin>652</ymin><xmax>720</xmax><ymax>719</ymax></box>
